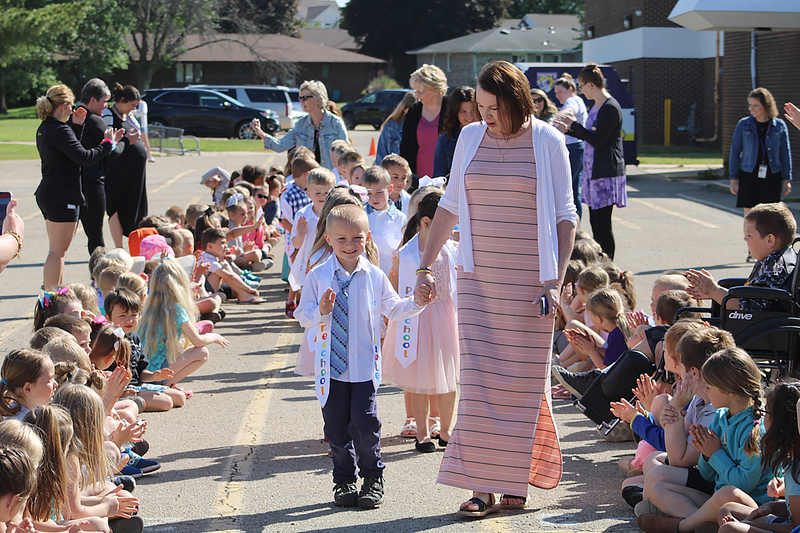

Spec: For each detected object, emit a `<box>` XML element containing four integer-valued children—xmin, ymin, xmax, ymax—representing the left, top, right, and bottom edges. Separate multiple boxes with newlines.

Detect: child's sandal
<box><xmin>400</xmin><ymin>417</ymin><xmax>417</xmax><ymax>438</ymax></box>
<box><xmin>171</xmin><ymin>384</ymin><xmax>193</xmax><ymax>399</ymax></box>
<box><xmin>429</xmin><ymin>416</ymin><xmax>441</xmax><ymax>439</ymax></box>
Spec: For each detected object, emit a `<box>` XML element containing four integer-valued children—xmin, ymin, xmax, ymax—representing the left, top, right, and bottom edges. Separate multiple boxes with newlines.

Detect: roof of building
<box><xmin>299</xmin><ymin>27</ymin><xmax>358</xmax><ymax>50</ymax></box>
<box><xmin>297</xmin><ymin>0</ymin><xmax>339</xmax><ymax>20</ymax></box>
<box><xmin>408</xmin><ymin>19</ymin><xmax>582</xmax><ymax>55</ymax></box>
<box><xmin>520</xmin><ymin>14</ymin><xmax>581</xmax><ymax>28</ymax></box>
<box><xmin>128</xmin><ymin>34</ymin><xmax>383</xmax><ymax>64</ymax></box>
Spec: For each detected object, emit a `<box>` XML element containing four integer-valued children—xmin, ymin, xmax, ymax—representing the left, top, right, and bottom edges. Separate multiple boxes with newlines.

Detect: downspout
<box><xmin>697</xmin><ymin>31</ymin><xmax>720</xmax><ymax>143</ymax></box>
<box><xmin>751</xmin><ymin>31</ymin><xmax>757</xmax><ymax>89</ymax></box>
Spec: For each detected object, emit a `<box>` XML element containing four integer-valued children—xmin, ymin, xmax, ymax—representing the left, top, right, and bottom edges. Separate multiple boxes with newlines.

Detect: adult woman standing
<box><xmin>400</xmin><ymin>64</ymin><xmax>449</xmax><ymax>180</ymax></box>
<box><xmin>415</xmin><ymin>61</ymin><xmax>576</xmax><ymax>516</ymax></box>
<box><xmin>103</xmin><ymin>83</ymin><xmax>147</xmax><ymax>248</ymax></box>
<box><xmin>34</xmin><ymin>84</ymin><xmax>123</xmax><ymax>289</ymax></box>
<box><xmin>433</xmin><ymin>86</ymin><xmax>477</xmax><ymax>178</ymax></box>
<box><xmin>531</xmin><ymin>88</ymin><xmax>558</xmax><ymax>124</ymax></box>
<box><xmin>729</xmin><ymin>88</ymin><xmax>792</xmax><ymax>258</ymax></box>
<box><xmin>553</xmin><ymin>74</ymin><xmax>588</xmax><ymax>219</ymax></box>
<box><xmin>555</xmin><ymin>63</ymin><xmax>626</xmax><ymax>260</ymax></box>
<box><xmin>252</xmin><ymin>80</ymin><xmax>347</xmax><ymax>171</ymax></box>
<box><xmin>375</xmin><ymin>91</ymin><xmax>416</xmax><ymax>165</ymax></box>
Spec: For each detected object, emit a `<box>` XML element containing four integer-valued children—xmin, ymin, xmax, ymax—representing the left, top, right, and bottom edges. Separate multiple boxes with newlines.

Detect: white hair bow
<box><xmin>418</xmin><ymin>175</ymin><xmax>446</xmax><ymax>188</ymax></box>
<box><xmin>113</xmin><ymin>327</ymin><xmax>124</xmax><ymax>350</ymax></box>
<box><xmin>226</xmin><ymin>193</ymin><xmax>244</xmax><ymax>208</ymax></box>
<box><xmin>349</xmin><ymin>184</ymin><xmax>368</xmax><ymax>203</ymax></box>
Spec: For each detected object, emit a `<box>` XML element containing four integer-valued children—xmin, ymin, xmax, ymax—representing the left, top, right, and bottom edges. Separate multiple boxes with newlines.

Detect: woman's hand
<box><xmin>73</xmin><ymin>106</ymin><xmax>88</xmax><ymax>125</ymax></box>
<box><xmin>730</xmin><ymin>179</ymin><xmax>739</xmax><ymax>195</ymax></box>
<box><xmin>782</xmin><ymin>180</ymin><xmax>792</xmax><ymax>198</ymax></box>
<box><xmin>689</xmin><ymin>424</ymin><xmax>722</xmax><ymax>458</ymax></box>
<box><xmin>414</xmin><ymin>272</ymin><xmax>436</xmax><ymax>306</ymax></box>
<box><xmin>784</xmin><ymin>103</ymin><xmax>800</xmax><ymax>131</ymax></box>
<box><xmin>2</xmin><ymin>199</ymin><xmax>24</xmax><ymax>240</ymax></box>
<box><xmin>320</xmin><ymin>288</ymin><xmax>336</xmax><ymax>315</ymax></box>
<box><xmin>537</xmin><ymin>280</ymin><xmax>560</xmax><ymax>318</ymax></box>
<box><xmin>553</xmin><ymin>115</ymin><xmax>574</xmax><ymax>134</ymax></box>
<box><xmin>104</xmin><ymin>127</ymin><xmax>125</xmax><ymax>143</ymax></box>
<box><xmin>250</xmin><ymin>119</ymin><xmax>266</xmax><ymax>140</ymax></box>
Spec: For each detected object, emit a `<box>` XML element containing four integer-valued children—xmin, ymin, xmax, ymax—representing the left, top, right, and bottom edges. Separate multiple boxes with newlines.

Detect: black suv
<box><xmin>340</xmin><ymin>89</ymin><xmax>412</xmax><ymax>130</ymax></box>
<box><xmin>142</xmin><ymin>88</ymin><xmax>280</xmax><ymax>139</ymax></box>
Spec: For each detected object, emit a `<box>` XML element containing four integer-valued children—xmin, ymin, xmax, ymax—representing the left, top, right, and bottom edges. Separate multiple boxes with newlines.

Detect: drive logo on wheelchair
<box><xmin>728</xmin><ymin>311</ymin><xmax>754</xmax><ymax>321</ymax></box>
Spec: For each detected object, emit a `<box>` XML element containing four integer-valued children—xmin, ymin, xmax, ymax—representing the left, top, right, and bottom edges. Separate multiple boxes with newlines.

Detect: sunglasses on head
<box><xmin>532</xmin><ymin>97</ymin><xmax>544</xmax><ymax>104</ymax></box>
<box><xmin>256</xmin><ymin>193</ymin><xmax>269</xmax><ymax>199</ymax></box>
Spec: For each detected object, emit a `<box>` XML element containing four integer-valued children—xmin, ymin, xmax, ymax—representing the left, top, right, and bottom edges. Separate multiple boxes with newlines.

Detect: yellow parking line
<box><xmin>631</xmin><ymin>198</ymin><xmax>719</xmax><ymax>229</ymax></box>
<box><xmin>184</xmin><ymin>196</ymin><xmax>201</xmax><ymax>209</ymax></box>
<box><xmin>262</xmin><ymin>154</ymin><xmax>276</xmax><ymax>168</ymax></box>
<box><xmin>208</xmin><ymin>329</ymin><xmax>293</xmax><ymax>532</ymax></box>
<box><xmin>613</xmin><ymin>215</ymin><xmax>640</xmax><ymax>230</ymax></box>
<box><xmin>152</xmin><ymin>168</ymin><xmax>195</xmax><ymax>194</ymax></box>
<box><xmin>22</xmin><ymin>211</ymin><xmax>40</xmax><ymax>221</ymax></box>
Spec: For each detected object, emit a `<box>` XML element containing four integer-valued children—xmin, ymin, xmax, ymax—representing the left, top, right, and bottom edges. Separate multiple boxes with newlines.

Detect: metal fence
<box><xmin>148</xmin><ymin>126</ymin><xmax>201</xmax><ymax>155</ymax></box>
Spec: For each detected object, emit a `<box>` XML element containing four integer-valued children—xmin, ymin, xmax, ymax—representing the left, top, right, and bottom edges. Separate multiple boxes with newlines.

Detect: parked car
<box><xmin>142</xmin><ymin>88</ymin><xmax>280</xmax><ymax>139</ymax></box>
<box><xmin>340</xmin><ymin>89</ymin><xmax>411</xmax><ymax>130</ymax></box>
<box><xmin>192</xmin><ymin>85</ymin><xmax>301</xmax><ymax>130</ymax></box>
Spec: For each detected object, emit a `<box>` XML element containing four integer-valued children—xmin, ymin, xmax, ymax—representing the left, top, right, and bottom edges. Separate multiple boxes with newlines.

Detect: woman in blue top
<box><xmin>432</xmin><ymin>87</ymin><xmax>477</xmax><ymax>179</ymax></box>
<box><xmin>729</xmin><ymin>88</ymin><xmax>792</xmax><ymax>260</ymax></box>
<box><xmin>251</xmin><ymin>80</ymin><xmax>347</xmax><ymax>171</ymax></box>
<box><xmin>375</xmin><ymin>91</ymin><xmax>416</xmax><ymax>165</ymax></box>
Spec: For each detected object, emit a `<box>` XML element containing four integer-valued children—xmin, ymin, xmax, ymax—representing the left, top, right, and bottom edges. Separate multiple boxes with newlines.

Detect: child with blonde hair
<box><xmin>555</xmin><ymin>264</ymin><xmax>610</xmax><ymax>368</ymax></box>
<box><xmin>138</xmin><ymin>259</ymin><xmax>229</xmax><ymax>394</ymax></box>
<box><xmin>565</xmin><ymin>288</ymin><xmax>632</xmax><ymax>370</ymax></box>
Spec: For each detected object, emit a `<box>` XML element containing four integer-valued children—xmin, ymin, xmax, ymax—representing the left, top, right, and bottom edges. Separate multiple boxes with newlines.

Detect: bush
<box><xmin>363</xmin><ymin>75</ymin><xmax>401</xmax><ymax>95</ymax></box>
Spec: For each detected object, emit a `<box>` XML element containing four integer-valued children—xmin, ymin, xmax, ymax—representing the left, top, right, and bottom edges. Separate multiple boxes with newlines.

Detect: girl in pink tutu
<box><xmin>385</xmin><ymin>189</ymin><xmax>460</xmax><ymax>453</ymax></box>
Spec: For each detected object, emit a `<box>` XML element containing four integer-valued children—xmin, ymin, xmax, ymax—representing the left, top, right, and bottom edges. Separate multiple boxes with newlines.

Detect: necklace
<box><xmin>494</xmin><ymin>134</ymin><xmax>512</xmax><ymax>162</ymax></box>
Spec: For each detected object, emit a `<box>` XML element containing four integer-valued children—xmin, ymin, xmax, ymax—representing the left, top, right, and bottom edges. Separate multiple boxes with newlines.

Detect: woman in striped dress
<box><xmin>415</xmin><ymin>61</ymin><xmax>577</xmax><ymax>517</ymax></box>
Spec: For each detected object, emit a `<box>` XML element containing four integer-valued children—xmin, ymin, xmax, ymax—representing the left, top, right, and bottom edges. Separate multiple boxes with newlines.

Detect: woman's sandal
<box><xmin>500</xmin><ymin>494</ymin><xmax>527</xmax><ymax>510</ymax></box>
<box><xmin>458</xmin><ymin>493</ymin><xmax>499</xmax><ymax>518</ymax></box>
<box><xmin>400</xmin><ymin>417</ymin><xmax>417</xmax><ymax>438</ymax></box>
<box><xmin>429</xmin><ymin>416</ymin><xmax>441</xmax><ymax>439</ymax></box>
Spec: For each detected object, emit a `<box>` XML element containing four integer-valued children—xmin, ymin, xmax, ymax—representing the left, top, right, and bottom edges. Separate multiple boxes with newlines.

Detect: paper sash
<box><xmin>313</xmin><ymin>257</ymin><xmax>381</xmax><ymax>406</ymax></box>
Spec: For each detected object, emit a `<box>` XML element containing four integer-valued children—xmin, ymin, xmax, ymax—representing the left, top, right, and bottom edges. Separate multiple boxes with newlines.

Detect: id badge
<box><xmin>758</xmin><ymin>165</ymin><xmax>768</xmax><ymax>179</ymax></box>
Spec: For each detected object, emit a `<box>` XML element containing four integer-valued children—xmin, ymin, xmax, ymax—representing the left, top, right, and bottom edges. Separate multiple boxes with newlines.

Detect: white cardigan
<box><xmin>439</xmin><ymin>118</ymin><xmax>577</xmax><ymax>282</ymax></box>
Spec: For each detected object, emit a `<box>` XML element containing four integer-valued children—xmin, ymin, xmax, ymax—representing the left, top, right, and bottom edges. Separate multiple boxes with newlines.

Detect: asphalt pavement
<box><xmin>0</xmin><ymin>131</ymin><xmax>763</xmax><ymax>532</ymax></box>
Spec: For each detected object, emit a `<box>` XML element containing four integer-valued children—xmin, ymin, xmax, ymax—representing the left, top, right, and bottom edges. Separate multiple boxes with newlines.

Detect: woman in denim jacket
<box><xmin>252</xmin><ymin>80</ymin><xmax>347</xmax><ymax>171</ymax></box>
<box><xmin>730</xmin><ymin>88</ymin><xmax>792</xmax><ymax>212</ymax></box>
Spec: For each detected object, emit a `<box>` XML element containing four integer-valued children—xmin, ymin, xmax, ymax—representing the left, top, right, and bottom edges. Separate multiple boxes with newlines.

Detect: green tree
<box><xmin>341</xmin><ymin>0</ymin><xmax>509</xmax><ymax>82</ymax></box>
<box><xmin>0</xmin><ymin>0</ymin><xmax>88</xmax><ymax>113</ymax></box>
<box><xmin>218</xmin><ymin>0</ymin><xmax>300</xmax><ymax>35</ymax></box>
<box><xmin>505</xmin><ymin>0</ymin><xmax>583</xmax><ymax>18</ymax></box>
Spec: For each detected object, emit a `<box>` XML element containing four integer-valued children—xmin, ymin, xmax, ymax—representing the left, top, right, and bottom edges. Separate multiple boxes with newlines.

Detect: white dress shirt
<box><xmin>366</xmin><ymin>203</ymin><xmax>407</xmax><ymax>276</ymax></box>
<box><xmin>295</xmin><ymin>254</ymin><xmax>422</xmax><ymax>383</ymax></box>
<box><xmin>288</xmin><ymin>202</ymin><xmax>320</xmax><ymax>289</ymax></box>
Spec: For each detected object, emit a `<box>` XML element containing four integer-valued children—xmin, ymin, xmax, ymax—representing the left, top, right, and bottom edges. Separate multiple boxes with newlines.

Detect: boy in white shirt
<box><xmin>295</xmin><ymin>204</ymin><xmax>431</xmax><ymax>509</ymax></box>
<box><xmin>289</xmin><ymin>168</ymin><xmax>336</xmax><ymax>290</ymax></box>
<box><xmin>380</xmin><ymin>154</ymin><xmax>412</xmax><ymax>217</ymax></box>
<box><xmin>363</xmin><ymin>166</ymin><xmax>407</xmax><ymax>276</ymax></box>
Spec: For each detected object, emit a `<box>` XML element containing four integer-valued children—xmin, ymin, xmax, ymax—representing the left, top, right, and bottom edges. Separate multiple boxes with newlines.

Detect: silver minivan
<box><xmin>191</xmin><ymin>85</ymin><xmax>302</xmax><ymax>130</ymax></box>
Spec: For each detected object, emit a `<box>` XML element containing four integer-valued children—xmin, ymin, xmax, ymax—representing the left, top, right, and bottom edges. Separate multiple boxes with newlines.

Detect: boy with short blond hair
<box><xmin>44</xmin><ymin>314</ymin><xmax>93</xmax><ymax>354</ymax></box>
<box><xmin>363</xmin><ymin>166</ymin><xmax>407</xmax><ymax>276</ymax></box>
<box><xmin>295</xmin><ymin>204</ymin><xmax>428</xmax><ymax>509</ymax></box>
<box><xmin>289</xmin><ymin>168</ymin><xmax>336</xmax><ymax>290</ymax></box>
<box><xmin>380</xmin><ymin>154</ymin><xmax>412</xmax><ymax>216</ymax></box>
<box><xmin>338</xmin><ymin>149</ymin><xmax>364</xmax><ymax>185</ymax></box>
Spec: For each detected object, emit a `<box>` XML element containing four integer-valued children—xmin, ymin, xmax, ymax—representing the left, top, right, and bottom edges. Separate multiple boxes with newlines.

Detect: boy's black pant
<box><xmin>322</xmin><ymin>379</ymin><xmax>384</xmax><ymax>484</ymax></box>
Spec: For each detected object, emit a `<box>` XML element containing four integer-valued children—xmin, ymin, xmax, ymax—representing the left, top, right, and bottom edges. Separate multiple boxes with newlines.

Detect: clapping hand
<box><xmin>689</xmin><ymin>424</ymin><xmax>722</xmax><ymax>457</ymax></box>
<box><xmin>126</xmin><ymin>128</ymin><xmax>141</xmax><ymax>144</ymax></box>
<box><xmin>104</xmin><ymin>127</ymin><xmax>125</xmax><ymax>143</ymax></box>
<box><xmin>632</xmin><ymin>373</ymin><xmax>660</xmax><ymax>411</ymax></box>
<box><xmin>626</xmin><ymin>310</ymin><xmax>650</xmax><ymax>330</ymax></box>
<box><xmin>686</xmin><ymin>268</ymin><xmax>721</xmax><ymax>301</ymax></box>
<box><xmin>660</xmin><ymin>403</ymin><xmax>680</xmax><ymax>427</ymax></box>
<box><xmin>670</xmin><ymin>373</ymin><xmax>698</xmax><ymax>409</ymax></box>
<box><xmin>73</xmin><ymin>106</ymin><xmax>88</xmax><ymax>125</ymax></box>
<box><xmin>610</xmin><ymin>398</ymin><xmax>644</xmax><ymax>423</ymax></box>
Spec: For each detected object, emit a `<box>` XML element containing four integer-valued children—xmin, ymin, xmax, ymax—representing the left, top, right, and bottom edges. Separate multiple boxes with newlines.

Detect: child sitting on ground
<box><xmin>225</xmin><ymin>196</ymin><xmax>268</xmax><ymax>272</ymax></box>
<box><xmin>43</xmin><ymin>314</ymin><xmax>93</xmax><ymax>355</ymax></box>
<box><xmin>564</xmin><ymin>287</ymin><xmax>631</xmax><ymax>371</ymax></box>
<box><xmin>380</xmin><ymin>154</ymin><xmax>413</xmax><ymax>217</ymax></box>
<box><xmin>289</xmin><ymin>168</ymin><xmax>336</xmax><ymax>291</ymax></box>
<box><xmin>555</xmin><ymin>264</ymin><xmax>610</xmax><ymax>369</ymax></box>
<box><xmin>687</xmin><ymin>202</ymin><xmax>797</xmax><ymax>311</ymax></box>
<box><xmin>29</xmin><ymin>326</ymin><xmax>70</xmax><ymax>351</ymax></box>
<box><xmin>364</xmin><ymin>166</ymin><xmax>407</xmax><ymax>276</ymax></box>
<box><xmin>295</xmin><ymin>204</ymin><xmax>429</xmax><ymax>509</ymax></box>
<box><xmin>33</xmin><ymin>288</ymin><xmax>84</xmax><ymax>331</ymax></box>
<box><xmin>200</xmin><ymin>228</ymin><xmax>263</xmax><ymax>304</ymax></box>
<box><xmin>0</xmin><ymin>349</ymin><xmax>57</xmax><ymax>421</ymax></box>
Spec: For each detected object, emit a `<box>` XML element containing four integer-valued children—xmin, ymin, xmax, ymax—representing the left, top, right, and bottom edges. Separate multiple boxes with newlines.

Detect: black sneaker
<box><xmin>621</xmin><ymin>484</ymin><xmax>644</xmax><ymax>508</ymax></box>
<box><xmin>551</xmin><ymin>366</ymin><xmax>601</xmax><ymax>399</ymax></box>
<box><xmin>358</xmin><ymin>476</ymin><xmax>385</xmax><ymax>509</ymax></box>
<box><xmin>333</xmin><ymin>482</ymin><xmax>359</xmax><ymax>507</ymax></box>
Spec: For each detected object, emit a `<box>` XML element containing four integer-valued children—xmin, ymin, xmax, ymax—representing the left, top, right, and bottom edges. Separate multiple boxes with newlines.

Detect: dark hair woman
<box><xmin>375</xmin><ymin>91</ymin><xmax>416</xmax><ymax>165</ymax></box>
<box><xmin>35</xmin><ymin>84</ymin><xmax>124</xmax><ymax>289</ymax></box>
<box><xmin>432</xmin><ymin>86</ymin><xmax>477</xmax><ymax>178</ymax></box>
<box><xmin>415</xmin><ymin>60</ymin><xmax>577</xmax><ymax>516</ymax></box>
<box><xmin>400</xmin><ymin>64</ymin><xmax>449</xmax><ymax>181</ymax></box>
<box><xmin>729</xmin><ymin>87</ymin><xmax>792</xmax><ymax>260</ymax></box>
<box><xmin>555</xmin><ymin>62</ymin><xmax>626</xmax><ymax>260</ymax></box>
<box><xmin>103</xmin><ymin>83</ymin><xmax>148</xmax><ymax>248</ymax></box>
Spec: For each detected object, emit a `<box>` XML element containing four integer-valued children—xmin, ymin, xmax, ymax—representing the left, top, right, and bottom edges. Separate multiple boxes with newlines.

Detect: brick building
<box><xmin>721</xmin><ymin>32</ymin><xmax>800</xmax><ymax>178</ymax></box>
<box><xmin>583</xmin><ymin>0</ymin><xmax>721</xmax><ymax>147</ymax></box>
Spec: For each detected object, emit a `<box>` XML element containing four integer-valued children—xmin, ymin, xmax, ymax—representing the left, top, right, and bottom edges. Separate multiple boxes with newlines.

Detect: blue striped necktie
<box><xmin>330</xmin><ymin>272</ymin><xmax>352</xmax><ymax>378</ymax></box>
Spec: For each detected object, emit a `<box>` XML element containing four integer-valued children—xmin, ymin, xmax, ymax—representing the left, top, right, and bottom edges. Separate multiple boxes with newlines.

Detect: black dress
<box><xmin>737</xmin><ymin>121</ymin><xmax>782</xmax><ymax>208</ymax></box>
<box><xmin>103</xmin><ymin>105</ymin><xmax>148</xmax><ymax>235</ymax></box>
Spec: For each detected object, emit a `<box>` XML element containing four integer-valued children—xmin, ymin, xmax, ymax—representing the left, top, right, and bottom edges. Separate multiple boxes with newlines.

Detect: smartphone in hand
<box><xmin>0</xmin><ymin>192</ymin><xmax>12</xmax><ymax>226</ymax></box>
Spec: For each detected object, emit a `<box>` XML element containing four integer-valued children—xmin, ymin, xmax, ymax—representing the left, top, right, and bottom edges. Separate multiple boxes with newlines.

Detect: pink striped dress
<box><xmin>437</xmin><ymin>129</ymin><xmax>563</xmax><ymax>496</ymax></box>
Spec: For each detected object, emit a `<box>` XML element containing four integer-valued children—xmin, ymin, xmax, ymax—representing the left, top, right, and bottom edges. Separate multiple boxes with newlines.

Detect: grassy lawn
<box><xmin>637</xmin><ymin>144</ymin><xmax>723</xmax><ymax>166</ymax></box>
<box><xmin>0</xmin><ymin>106</ymin><xmax>39</xmax><ymax>143</ymax></box>
<box><xmin>0</xmin><ymin>145</ymin><xmax>39</xmax><ymax>160</ymax></box>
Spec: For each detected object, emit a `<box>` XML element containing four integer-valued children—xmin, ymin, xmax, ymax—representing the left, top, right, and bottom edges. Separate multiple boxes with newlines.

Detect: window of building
<box><xmin>176</xmin><ymin>63</ymin><xmax>203</xmax><ymax>83</ymax></box>
<box><xmin>447</xmin><ymin>54</ymin><xmax>451</xmax><ymax>72</ymax></box>
<box><xmin>511</xmin><ymin>55</ymin><xmax>527</xmax><ymax>63</ymax></box>
<box><xmin>322</xmin><ymin>64</ymin><xmax>330</xmax><ymax>78</ymax></box>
